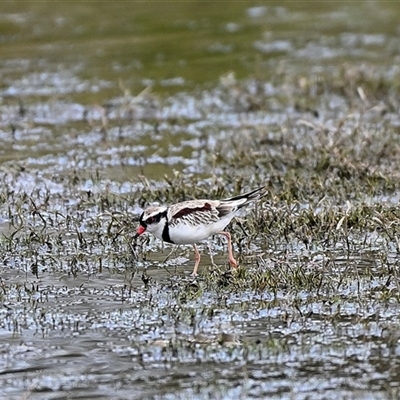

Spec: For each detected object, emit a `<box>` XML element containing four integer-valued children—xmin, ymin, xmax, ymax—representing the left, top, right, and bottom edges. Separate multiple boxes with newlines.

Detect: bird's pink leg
<box><xmin>217</xmin><ymin>231</ymin><xmax>238</xmax><ymax>268</ymax></box>
<box><xmin>191</xmin><ymin>244</ymin><xmax>201</xmax><ymax>276</ymax></box>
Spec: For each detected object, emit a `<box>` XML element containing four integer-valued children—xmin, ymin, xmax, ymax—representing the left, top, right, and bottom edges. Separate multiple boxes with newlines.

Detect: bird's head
<box><xmin>135</xmin><ymin>206</ymin><xmax>168</xmax><ymax>239</ymax></box>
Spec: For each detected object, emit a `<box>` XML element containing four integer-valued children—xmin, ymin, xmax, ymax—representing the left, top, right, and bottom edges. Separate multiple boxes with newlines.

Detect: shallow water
<box><xmin>1</xmin><ymin>1</ymin><xmax>400</xmax><ymax>399</ymax></box>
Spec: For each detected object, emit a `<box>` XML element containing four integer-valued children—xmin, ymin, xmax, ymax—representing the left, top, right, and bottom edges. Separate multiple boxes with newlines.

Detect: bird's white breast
<box><xmin>168</xmin><ymin>215</ymin><xmax>233</xmax><ymax>244</ymax></box>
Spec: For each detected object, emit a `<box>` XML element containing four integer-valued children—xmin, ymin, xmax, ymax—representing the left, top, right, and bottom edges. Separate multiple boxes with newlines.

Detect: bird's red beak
<box><xmin>135</xmin><ymin>225</ymin><xmax>146</xmax><ymax>237</ymax></box>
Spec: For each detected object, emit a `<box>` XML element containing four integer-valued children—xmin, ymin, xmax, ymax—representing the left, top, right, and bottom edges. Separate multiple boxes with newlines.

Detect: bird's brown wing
<box><xmin>168</xmin><ymin>200</ymin><xmax>221</xmax><ymax>227</ymax></box>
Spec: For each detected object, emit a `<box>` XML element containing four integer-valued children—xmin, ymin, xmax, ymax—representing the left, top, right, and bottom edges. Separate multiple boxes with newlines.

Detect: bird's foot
<box><xmin>229</xmin><ymin>258</ymin><xmax>238</xmax><ymax>269</ymax></box>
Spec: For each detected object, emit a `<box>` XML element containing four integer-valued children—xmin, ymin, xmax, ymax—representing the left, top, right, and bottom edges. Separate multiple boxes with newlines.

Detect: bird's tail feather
<box><xmin>223</xmin><ymin>186</ymin><xmax>266</xmax><ymax>207</ymax></box>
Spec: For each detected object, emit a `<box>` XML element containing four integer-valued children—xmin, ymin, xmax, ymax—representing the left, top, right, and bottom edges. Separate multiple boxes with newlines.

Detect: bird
<box><xmin>135</xmin><ymin>187</ymin><xmax>266</xmax><ymax>276</ymax></box>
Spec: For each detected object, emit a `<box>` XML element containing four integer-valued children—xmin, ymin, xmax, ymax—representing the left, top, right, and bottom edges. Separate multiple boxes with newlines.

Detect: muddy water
<box><xmin>1</xmin><ymin>2</ymin><xmax>400</xmax><ymax>399</ymax></box>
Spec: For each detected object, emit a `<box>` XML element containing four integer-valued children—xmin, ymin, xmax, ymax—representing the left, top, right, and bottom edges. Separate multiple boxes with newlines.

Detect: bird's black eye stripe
<box><xmin>144</xmin><ymin>210</ymin><xmax>168</xmax><ymax>225</ymax></box>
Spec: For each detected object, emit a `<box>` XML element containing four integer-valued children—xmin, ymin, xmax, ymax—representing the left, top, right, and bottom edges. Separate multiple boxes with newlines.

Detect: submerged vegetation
<box><xmin>1</xmin><ymin>1</ymin><xmax>400</xmax><ymax>398</ymax></box>
<box><xmin>1</xmin><ymin>65</ymin><xmax>400</xmax><ymax>398</ymax></box>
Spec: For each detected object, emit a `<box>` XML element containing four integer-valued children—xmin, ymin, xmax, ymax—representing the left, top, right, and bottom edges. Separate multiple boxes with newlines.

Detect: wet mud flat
<box><xmin>1</xmin><ymin>2</ymin><xmax>400</xmax><ymax>399</ymax></box>
<box><xmin>1</xmin><ymin>66</ymin><xmax>400</xmax><ymax>399</ymax></box>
